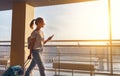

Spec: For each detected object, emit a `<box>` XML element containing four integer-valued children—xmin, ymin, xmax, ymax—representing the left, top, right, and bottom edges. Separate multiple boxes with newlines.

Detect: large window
<box><xmin>34</xmin><ymin>0</ymin><xmax>120</xmax><ymax>74</ymax></box>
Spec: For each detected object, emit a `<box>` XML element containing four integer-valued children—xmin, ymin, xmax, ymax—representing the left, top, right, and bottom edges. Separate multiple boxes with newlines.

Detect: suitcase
<box><xmin>2</xmin><ymin>59</ymin><xmax>30</xmax><ymax>76</ymax></box>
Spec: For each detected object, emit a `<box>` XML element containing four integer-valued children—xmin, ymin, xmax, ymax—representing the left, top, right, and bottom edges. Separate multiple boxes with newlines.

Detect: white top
<box><xmin>31</xmin><ymin>30</ymin><xmax>44</xmax><ymax>50</ymax></box>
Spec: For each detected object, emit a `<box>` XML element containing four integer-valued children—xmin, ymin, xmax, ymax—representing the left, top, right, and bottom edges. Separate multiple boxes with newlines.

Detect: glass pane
<box><xmin>0</xmin><ymin>10</ymin><xmax>12</xmax><ymax>60</ymax></box>
<box><xmin>0</xmin><ymin>10</ymin><xmax>12</xmax><ymax>41</ymax></box>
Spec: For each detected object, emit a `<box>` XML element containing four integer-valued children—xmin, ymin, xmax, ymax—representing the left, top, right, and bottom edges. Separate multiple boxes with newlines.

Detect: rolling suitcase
<box><xmin>2</xmin><ymin>59</ymin><xmax>30</xmax><ymax>76</ymax></box>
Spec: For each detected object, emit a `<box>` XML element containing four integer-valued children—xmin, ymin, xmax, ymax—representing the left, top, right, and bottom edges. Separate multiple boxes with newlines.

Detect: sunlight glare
<box><xmin>111</xmin><ymin>0</ymin><xmax>120</xmax><ymax>39</ymax></box>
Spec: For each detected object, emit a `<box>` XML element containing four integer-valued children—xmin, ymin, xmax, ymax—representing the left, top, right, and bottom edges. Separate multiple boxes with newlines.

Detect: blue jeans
<box><xmin>25</xmin><ymin>50</ymin><xmax>45</xmax><ymax>76</ymax></box>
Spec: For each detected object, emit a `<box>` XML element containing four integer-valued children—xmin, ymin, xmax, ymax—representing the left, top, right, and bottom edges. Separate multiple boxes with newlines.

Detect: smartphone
<box><xmin>50</xmin><ymin>34</ymin><xmax>54</xmax><ymax>38</ymax></box>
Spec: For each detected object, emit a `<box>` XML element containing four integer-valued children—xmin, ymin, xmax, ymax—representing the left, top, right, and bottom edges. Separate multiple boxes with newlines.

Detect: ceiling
<box><xmin>0</xmin><ymin>0</ymin><xmax>94</xmax><ymax>11</ymax></box>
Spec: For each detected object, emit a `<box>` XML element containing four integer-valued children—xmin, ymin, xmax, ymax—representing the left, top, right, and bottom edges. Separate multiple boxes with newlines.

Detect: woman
<box><xmin>25</xmin><ymin>17</ymin><xmax>54</xmax><ymax>76</ymax></box>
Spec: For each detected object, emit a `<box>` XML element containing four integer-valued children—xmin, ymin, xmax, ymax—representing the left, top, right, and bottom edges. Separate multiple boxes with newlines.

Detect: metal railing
<box><xmin>0</xmin><ymin>40</ymin><xmax>120</xmax><ymax>75</ymax></box>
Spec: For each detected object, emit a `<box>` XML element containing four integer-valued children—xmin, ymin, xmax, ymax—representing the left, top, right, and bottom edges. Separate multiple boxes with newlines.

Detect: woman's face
<box><xmin>37</xmin><ymin>21</ymin><xmax>45</xmax><ymax>28</ymax></box>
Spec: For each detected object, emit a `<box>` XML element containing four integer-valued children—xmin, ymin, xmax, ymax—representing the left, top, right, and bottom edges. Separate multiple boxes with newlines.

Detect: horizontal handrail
<box><xmin>0</xmin><ymin>41</ymin><xmax>10</xmax><ymax>42</ymax></box>
<box><xmin>1</xmin><ymin>40</ymin><xmax>120</xmax><ymax>47</ymax></box>
<box><xmin>44</xmin><ymin>45</ymin><xmax>120</xmax><ymax>47</ymax></box>
<box><xmin>1</xmin><ymin>39</ymin><xmax>120</xmax><ymax>42</ymax></box>
<box><xmin>1</xmin><ymin>45</ymin><xmax>120</xmax><ymax>47</ymax></box>
<box><xmin>50</xmin><ymin>40</ymin><xmax>120</xmax><ymax>42</ymax></box>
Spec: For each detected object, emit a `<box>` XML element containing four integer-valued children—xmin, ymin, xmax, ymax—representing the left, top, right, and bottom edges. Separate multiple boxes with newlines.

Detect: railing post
<box><xmin>57</xmin><ymin>46</ymin><xmax>61</xmax><ymax>76</ymax></box>
<box><xmin>108</xmin><ymin>0</ymin><xmax>113</xmax><ymax>74</ymax></box>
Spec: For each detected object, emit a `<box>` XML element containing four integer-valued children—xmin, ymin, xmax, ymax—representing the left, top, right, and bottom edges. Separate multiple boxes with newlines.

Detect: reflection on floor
<box><xmin>0</xmin><ymin>69</ymin><xmax>119</xmax><ymax>76</ymax></box>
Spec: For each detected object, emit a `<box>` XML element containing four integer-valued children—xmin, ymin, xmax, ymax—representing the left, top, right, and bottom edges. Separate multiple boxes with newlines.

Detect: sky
<box><xmin>0</xmin><ymin>0</ymin><xmax>120</xmax><ymax>41</ymax></box>
<box><xmin>0</xmin><ymin>10</ymin><xmax>12</xmax><ymax>41</ymax></box>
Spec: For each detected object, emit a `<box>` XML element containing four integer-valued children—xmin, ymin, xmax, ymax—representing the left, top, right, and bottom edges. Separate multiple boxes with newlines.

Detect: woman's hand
<box><xmin>44</xmin><ymin>34</ymin><xmax>54</xmax><ymax>44</ymax></box>
<box><xmin>48</xmin><ymin>34</ymin><xmax>54</xmax><ymax>41</ymax></box>
<box><xmin>28</xmin><ymin>54</ymin><xmax>32</xmax><ymax>59</ymax></box>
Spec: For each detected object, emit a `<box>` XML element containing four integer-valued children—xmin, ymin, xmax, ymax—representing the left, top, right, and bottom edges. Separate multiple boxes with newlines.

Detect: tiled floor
<box><xmin>33</xmin><ymin>70</ymin><xmax>120</xmax><ymax>76</ymax></box>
